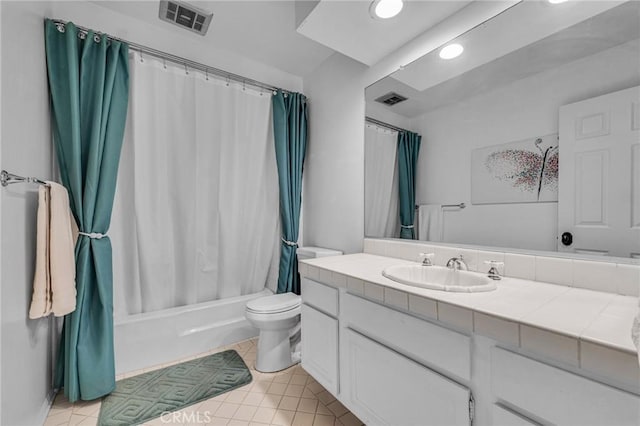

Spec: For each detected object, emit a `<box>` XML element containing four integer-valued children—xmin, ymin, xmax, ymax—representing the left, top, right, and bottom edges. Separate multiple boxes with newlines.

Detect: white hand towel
<box><xmin>418</xmin><ymin>204</ymin><xmax>442</xmax><ymax>242</ymax></box>
<box><xmin>48</xmin><ymin>182</ymin><xmax>77</xmax><ymax>316</ymax></box>
<box><xmin>28</xmin><ymin>187</ymin><xmax>52</xmax><ymax>319</ymax></box>
<box><xmin>28</xmin><ymin>182</ymin><xmax>77</xmax><ymax>319</ymax></box>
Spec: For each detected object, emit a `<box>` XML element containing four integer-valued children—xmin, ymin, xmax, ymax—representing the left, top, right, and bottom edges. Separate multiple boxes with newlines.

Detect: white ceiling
<box><xmin>92</xmin><ymin>1</ymin><xmax>487</xmax><ymax>77</ymax></box>
<box><xmin>366</xmin><ymin>0</ymin><xmax>639</xmax><ymax>118</ymax></box>
<box><xmin>91</xmin><ymin>1</ymin><xmax>336</xmax><ymax>77</ymax></box>
<box><xmin>297</xmin><ymin>0</ymin><xmax>473</xmax><ymax>66</ymax></box>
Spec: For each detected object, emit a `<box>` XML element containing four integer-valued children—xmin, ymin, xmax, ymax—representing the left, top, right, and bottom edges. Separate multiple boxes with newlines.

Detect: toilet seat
<box><xmin>246</xmin><ymin>292</ymin><xmax>301</xmax><ymax>314</ymax></box>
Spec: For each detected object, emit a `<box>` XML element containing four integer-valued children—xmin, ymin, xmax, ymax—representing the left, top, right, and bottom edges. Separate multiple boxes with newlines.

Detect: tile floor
<box><xmin>43</xmin><ymin>338</ymin><xmax>364</xmax><ymax>426</ymax></box>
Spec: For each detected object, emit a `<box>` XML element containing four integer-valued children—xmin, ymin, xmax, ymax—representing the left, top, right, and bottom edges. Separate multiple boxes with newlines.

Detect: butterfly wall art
<box><xmin>471</xmin><ymin>134</ymin><xmax>559</xmax><ymax>204</ymax></box>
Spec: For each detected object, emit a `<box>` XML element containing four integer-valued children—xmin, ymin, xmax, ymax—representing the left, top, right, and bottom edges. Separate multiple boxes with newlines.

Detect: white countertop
<box><xmin>300</xmin><ymin>253</ymin><xmax>639</xmax><ymax>355</ymax></box>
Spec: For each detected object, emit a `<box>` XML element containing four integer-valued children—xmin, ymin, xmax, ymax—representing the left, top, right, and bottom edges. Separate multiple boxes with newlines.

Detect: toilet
<box><xmin>245</xmin><ymin>246</ymin><xmax>342</xmax><ymax>373</ymax></box>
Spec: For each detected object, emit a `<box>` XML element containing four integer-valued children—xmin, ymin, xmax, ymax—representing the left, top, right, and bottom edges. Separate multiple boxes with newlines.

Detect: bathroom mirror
<box><xmin>365</xmin><ymin>0</ymin><xmax>640</xmax><ymax>259</ymax></box>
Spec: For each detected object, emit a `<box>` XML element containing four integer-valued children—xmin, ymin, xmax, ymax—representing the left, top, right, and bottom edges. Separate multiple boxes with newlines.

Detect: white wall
<box><xmin>1</xmin><ymin>2</ymin><xmax>56</xmax><ymax>425</ymax></box>
<box><xmin>0</xmin><ymin>1</ymin><xmax>303</xmax><ymax>424</ymax></box>
<box><xmin>303</xmin><ymin>54</ymin><xmax>367</xmax><ymax>254</ymax></box>
<box><xmin>412</xmin><ymin>40</ymin><xmax>640</xmax><ymax>251</ymax></box>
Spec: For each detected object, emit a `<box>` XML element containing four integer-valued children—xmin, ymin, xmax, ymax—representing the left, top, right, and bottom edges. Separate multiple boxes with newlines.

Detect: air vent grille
<box><xmin>159</xmin><ymin>0</ymin><xmax>213</xmax><ymax>36</ymax></box>
<box><xmin>375</xmin><ymin>92</ymin><xmax>408</xmax><ymax>106</ymax></box>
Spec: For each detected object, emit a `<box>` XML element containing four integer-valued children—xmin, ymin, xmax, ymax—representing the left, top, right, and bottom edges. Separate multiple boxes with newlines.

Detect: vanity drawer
<box><xmin>301</xmin><ymin>278</ymin><xmax>338</xmax><ymax>316</ymax></box>
<box><xmin>341</xmin><ymin>293</ymin><xmax>471</xmax><ymax>381</ymax></box>
<box><xmin>491</xmin><ymin>347</ymin><xmax>640</xmax><ymax>425</ymax></box>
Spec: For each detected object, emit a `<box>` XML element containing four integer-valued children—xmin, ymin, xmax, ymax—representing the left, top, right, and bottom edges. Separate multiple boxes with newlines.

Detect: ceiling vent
<box><xmin>159</xmin><ymin>0</ymin><xmax>213</xmax><ymax>36</ymax></box>
<box><xmin>375</xmin><ymin>92</ymin><xmax>408</xmax><ymax>106</ymax></box>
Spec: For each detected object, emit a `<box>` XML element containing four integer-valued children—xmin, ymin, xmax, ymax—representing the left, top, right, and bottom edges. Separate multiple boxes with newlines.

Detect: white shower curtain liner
<box><xmin>365</xmin><ymin>124</ymin><xmax>400</xmax><ymax>238</ymax></box>
<box><xmin>111</xmin><ymin>52</ymin><xmax>280</xmax><ymax>317</ymax></box>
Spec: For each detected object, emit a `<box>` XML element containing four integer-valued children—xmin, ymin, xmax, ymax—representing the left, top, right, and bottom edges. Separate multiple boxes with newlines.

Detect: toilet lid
<box><xmin>246</xmin><ymin>293</ymin><xmax>301</xmax><ymax>314</ymax></box>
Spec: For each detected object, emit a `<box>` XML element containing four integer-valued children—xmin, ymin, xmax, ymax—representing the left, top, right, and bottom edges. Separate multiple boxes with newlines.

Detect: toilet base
<box><xmin>255</xmin><ymin>329</ymin><xmax>299</xmax><ymax>373</ymax></box>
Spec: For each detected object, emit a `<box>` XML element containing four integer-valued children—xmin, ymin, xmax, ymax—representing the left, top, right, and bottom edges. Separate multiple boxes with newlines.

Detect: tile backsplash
<box><xmin>363</xmin><ymin>238</ymin><xmax>640</xmax><ymax>297</ymax></box>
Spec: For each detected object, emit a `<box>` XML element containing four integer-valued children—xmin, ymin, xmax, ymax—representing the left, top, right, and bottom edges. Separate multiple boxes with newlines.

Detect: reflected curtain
<box><xmin>397</xmin><ymin>131</ymin><xmax>421</xmax><ymax>239</ymax></box>
<box><xmin>45</xmin><ymin>20</ymin><xmax>129</xmax><ymax>401</ymax></box>
<box><xmin>364</xmin><ymin>125</ymin><xmax>399</xmax><ymax>237</ymax></box>
<box><xmin>272</xmin><ymin>91</ymin><xmax>308</xmax><ymax>295</ymax></box>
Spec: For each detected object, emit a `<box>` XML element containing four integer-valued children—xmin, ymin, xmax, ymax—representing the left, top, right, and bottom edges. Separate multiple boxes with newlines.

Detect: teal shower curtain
<box><xmin>272</xmin><ymin>91</ymin><xmax>308</xmax><ymax>294</ymax></box>
<box><xmin>45</xmin><ymin>20</ymin><xmax>129</xmax><ymax>401</ymax></box>
<box><xmin>398</xmin><ymin>131</ymin><xmax>421</xmax><ymax>239</ymax></box>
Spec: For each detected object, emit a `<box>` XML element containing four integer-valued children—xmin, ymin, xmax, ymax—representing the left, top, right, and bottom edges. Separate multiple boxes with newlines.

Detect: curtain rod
<box><xmin>49</xmin><ymin>19</ymin><xmax>289</xmax><ymax>95</ymax></box>
<box><xmin>365</xmin><ymin>116</ymin><xmax>406</xmax><ymax>133</ymax></box>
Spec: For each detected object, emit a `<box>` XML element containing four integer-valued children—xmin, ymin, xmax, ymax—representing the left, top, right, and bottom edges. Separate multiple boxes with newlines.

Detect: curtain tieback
<box><xmin>400</xmin><ymin>224</ymin><xmax>415</xmax><ymax>229</ymax></box>
<box><xmin>78</xmin><ymin>231</ymin><xmax>107</xmax><ymax>239</ymax></box>
<box><xmin>281</xmin><ymin>237</ymin><xmax>298</xmax><ymax>247</ymax></box>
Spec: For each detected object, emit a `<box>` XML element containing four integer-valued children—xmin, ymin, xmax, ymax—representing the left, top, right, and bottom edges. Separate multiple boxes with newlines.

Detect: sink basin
<box><xmin>382</xmin><ymin>265</ymin><xmax>497</xmax><ymax>292</ymax></box>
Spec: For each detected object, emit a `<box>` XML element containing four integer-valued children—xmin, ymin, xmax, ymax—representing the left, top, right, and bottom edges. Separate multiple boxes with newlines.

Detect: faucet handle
<box><xmin>484</xmin><ymin>260</ymin><xmax>504</xmax><ymax>280</ymax></box>
<box><xmin>419</xmin><ymin>252</ymin><xmax>434</xmax><ymax>266</ymax></box>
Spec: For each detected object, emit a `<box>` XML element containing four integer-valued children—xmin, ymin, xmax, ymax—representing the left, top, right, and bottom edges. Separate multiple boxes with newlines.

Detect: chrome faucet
<box><xmin>419</xmin><ymin>252</ymin><xmax>434</xmax><ymax>266</ymax></box>
<box><xmin>446</xmin><ymin>255</ymin><xmax>468</xmax><ymax>271</ymax></box>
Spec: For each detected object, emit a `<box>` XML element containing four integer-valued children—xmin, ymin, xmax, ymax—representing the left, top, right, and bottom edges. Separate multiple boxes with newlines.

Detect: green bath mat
<box><xmin>98</xmin><ymin>350</ymin><xmax>252</xmax><ymax>426</ymax></box>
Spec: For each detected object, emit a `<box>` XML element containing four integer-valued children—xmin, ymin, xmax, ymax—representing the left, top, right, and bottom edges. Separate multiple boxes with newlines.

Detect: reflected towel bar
<box><xmin>415</xmin><ymin>203</ymin><xmax>466</xmax><ymax>210</ymax></box>
<box><xmin>1</xmin><ymin>170</ymin><xmax>48</xmax><ymax>187</ymax></box>
<box><xmin>443</xmin><ymin>203</ymin><xmax>466</xmax><ymax>209</ymax></box>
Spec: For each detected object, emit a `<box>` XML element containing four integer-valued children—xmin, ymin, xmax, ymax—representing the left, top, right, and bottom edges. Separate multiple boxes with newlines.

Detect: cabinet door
<box><xmin>301</xmin><ymin>304</ymin><xmax>338</xmax><ymax>395</ymax></box>
<box><xmin>342</xmin><ymin>329</ymin><xmax>470</xmax><ymax>426</ymax></box>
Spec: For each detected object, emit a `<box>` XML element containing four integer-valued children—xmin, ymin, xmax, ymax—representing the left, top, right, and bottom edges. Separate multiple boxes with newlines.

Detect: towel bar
<box><xmin>1</xmin><ymin>170</ymin><xmax>48</xmax><ymax>187</ymax></box>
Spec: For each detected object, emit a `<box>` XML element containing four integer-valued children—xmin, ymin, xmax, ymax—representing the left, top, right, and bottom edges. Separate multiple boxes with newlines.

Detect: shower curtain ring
<box><xmin>140</xmin><ymin>52</ymin><xmax>144</xmax><ymax>63</ymax></box>
<box><xmin>162</xmin><ymin>58</ymin><xmax>166</xmax><ymax>69</ymax></box>
<box><xmin>205</xmin><ymin>69</ymin><xmax>209</xmax><ymax>80</ymax></box>
<box><xmin>184</xmin><ymin>63</ymin><xmax>189</xmax><ymax>75</ymax></box>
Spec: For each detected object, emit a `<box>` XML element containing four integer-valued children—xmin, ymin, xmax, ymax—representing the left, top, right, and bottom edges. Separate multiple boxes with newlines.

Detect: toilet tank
<box><xmin>297</xmin><ymin>246</ymin><xmax>343</xmax><ymax>260</ymax></box>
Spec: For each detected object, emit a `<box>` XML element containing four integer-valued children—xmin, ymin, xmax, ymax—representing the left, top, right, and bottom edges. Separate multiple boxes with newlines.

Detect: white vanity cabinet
<box><xmin>300</xmin><ymin>278</ymin><xmax>339</xmax><ymax>395</ymax></box>
<box><xmin>299</xmin><ymin>267</ymin><xmax>640</xmax><ymax>426</ymax></box>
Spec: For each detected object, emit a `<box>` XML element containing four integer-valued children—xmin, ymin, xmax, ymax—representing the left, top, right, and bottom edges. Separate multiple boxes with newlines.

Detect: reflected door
<box><xmin>558</xmin><ymin>85</ymin><xmax>640</xmax><ymax>257</ymax></box>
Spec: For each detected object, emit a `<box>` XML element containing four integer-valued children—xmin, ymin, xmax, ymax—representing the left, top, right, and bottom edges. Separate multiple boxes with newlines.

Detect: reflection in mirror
<box><xmin>365</xmin><ymin>0</ymin><xmax>640</xmax><ymax>259</ymax></box>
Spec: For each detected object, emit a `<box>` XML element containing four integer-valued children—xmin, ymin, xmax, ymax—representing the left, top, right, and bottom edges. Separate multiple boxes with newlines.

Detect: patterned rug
<box><xmin>98</xmin><ymin>350</ymin><xmax>252</xmax><ymax>426</ymax></box>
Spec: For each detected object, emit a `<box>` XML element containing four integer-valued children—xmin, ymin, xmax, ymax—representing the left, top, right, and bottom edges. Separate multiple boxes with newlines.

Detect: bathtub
<box><xmin>114</xmin><ymin>288</ymin><xmax>272</xmax><ymax>374</ymax></box>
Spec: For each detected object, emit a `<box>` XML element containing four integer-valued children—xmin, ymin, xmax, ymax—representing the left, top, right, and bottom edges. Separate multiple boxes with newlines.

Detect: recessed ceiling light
<box><xmin>370</xmin><ymin>0</ymin><xmax>404</xmax><ymax>20</ymax></box>
<box><xmin>439</xmin><ymin>43</ymin><xmax>464</xmax><ymax>60</ymax></box>
<box><xmin>548</xmin><ymin>0</ymin><xmax>568</xmax><ymax>4</ymax></box>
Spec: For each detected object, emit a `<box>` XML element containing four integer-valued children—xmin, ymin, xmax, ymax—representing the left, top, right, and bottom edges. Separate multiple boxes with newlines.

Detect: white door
<box><xmin>558</xmin><ymin>85</ymin><xmax>640</xmax><ymax>257</ymax></box>
<box><xmin>341</xmin><ymin>329</ymin><xmax>470</xmax><ymax>426</ymax></box>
